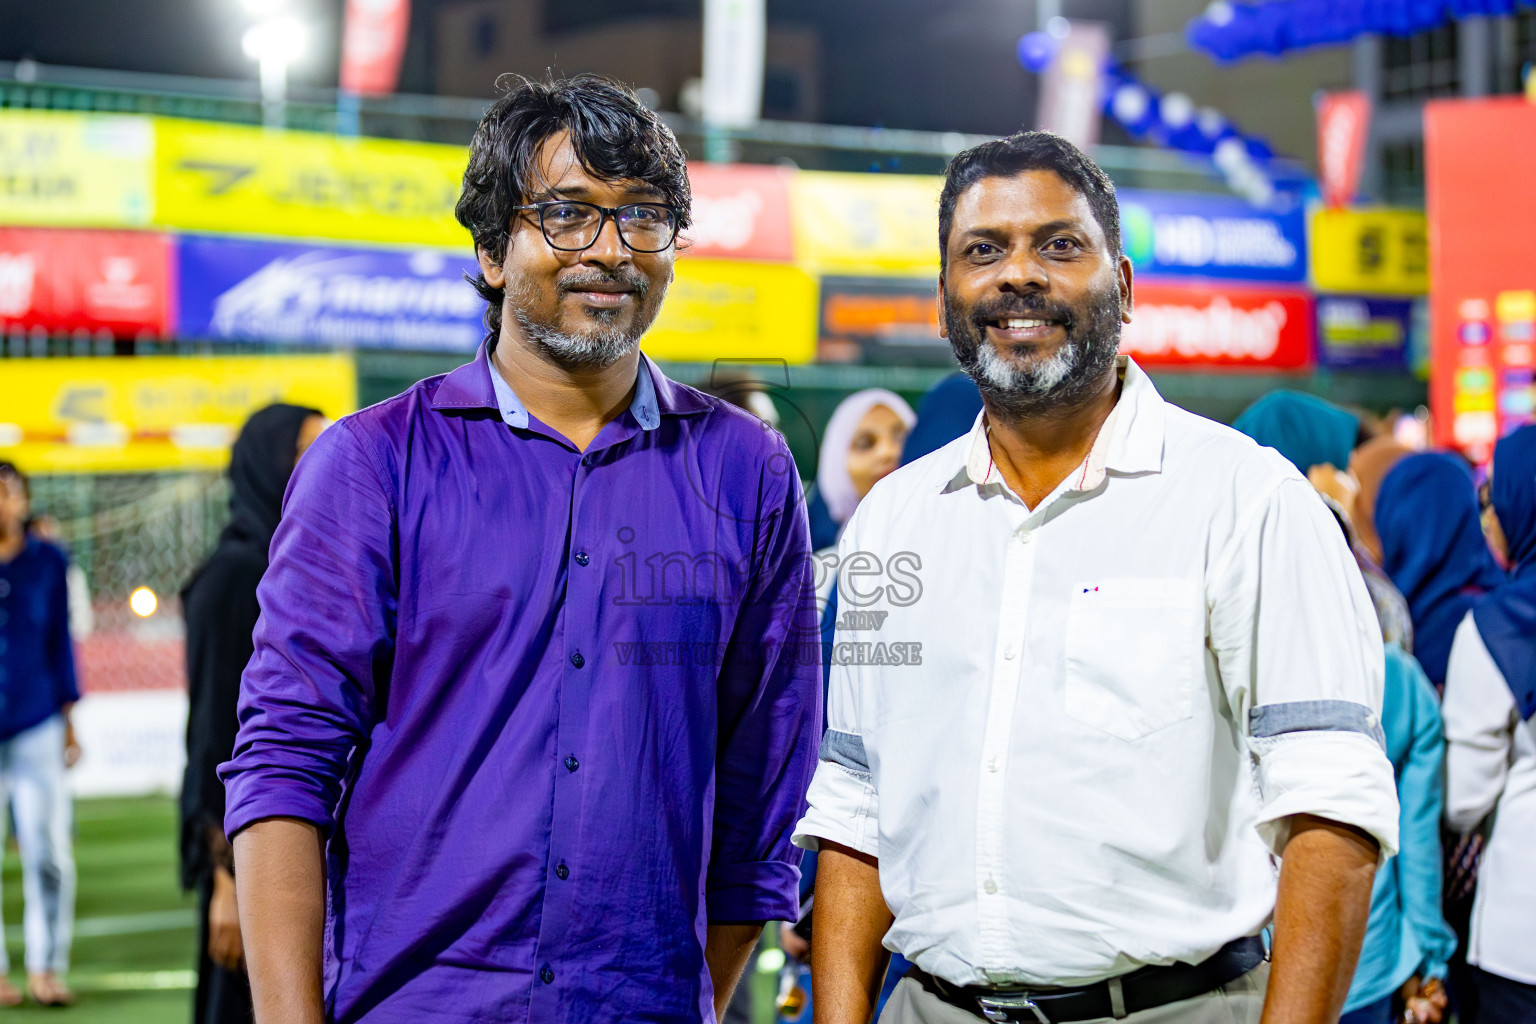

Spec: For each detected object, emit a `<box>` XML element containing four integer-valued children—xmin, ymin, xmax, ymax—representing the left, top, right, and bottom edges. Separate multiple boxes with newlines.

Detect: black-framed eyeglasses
<box><xmin>513</xmin><ymin>201</ymin><xmax>680</xmax><ymax>253</ymax></box>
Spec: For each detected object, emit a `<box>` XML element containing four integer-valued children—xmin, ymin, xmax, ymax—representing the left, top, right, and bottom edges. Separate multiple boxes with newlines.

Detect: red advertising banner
<box><xmin>1316</xmin><ymin>91</ymin><xmax>1371</xmax><ymax>210</ymax></box>
<box><xmin>1425</xmin><ymin>97</ymin><xmax>1536</xmax><ymax>459</ymax></box>
<box><xmin>0</xmin><ymin>227</ymin><xmax>173</xmax><ymax>337</ymax></box>
<box><xmin>339</xmin><ymin>0</ymin><xmax>412</xmax><ymax>96</ymax></box>
<box><xmin>1121</xmin><ymin>280</ymin><xmax>1313</xmax><ymax>370</ymax></box>
<box><xmin>681</xmin><ymin>163</ymin><xmax>795</xmax><ymax>262</ymax></box>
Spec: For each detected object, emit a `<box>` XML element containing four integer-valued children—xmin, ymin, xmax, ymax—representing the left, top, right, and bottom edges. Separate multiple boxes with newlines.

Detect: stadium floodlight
<box><xmin>242</xmin><ymin>16</ymin><xmax>307</xmax><ymax>129</ymax></box>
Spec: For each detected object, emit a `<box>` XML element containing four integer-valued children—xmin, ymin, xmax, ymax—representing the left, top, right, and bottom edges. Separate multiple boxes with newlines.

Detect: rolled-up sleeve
<box><xmin>707</xmin><ymin>439</ymin><xmax>822</xmax><ymax>923</ymax></box>
<box><xmin>219</xmin><ymin>419</ymin><xmax>397</xmax><ymax>839</ymax></box>
<box><xmin>792</xmin><ymin>516</ymin><xmax>880</xmax><ymax>858</ymax></box>
<box><xmin>1209</xmin><ymin>475</ymin><xmax>1399</xmax><ymax>859</ymax></box>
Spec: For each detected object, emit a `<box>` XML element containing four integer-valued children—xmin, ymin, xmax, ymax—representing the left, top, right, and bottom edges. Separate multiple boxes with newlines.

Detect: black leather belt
<box><xmin>907</xmin><ymin>936</ymin><xmax>1267</xmax><ymax>1023</ymax></box>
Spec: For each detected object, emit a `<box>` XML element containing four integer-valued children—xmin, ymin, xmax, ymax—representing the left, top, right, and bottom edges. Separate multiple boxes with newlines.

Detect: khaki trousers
<box><xmin>880</xmin><ymin>962</ymin><xmax>1270</xmax><ymax>1024</ymax></box>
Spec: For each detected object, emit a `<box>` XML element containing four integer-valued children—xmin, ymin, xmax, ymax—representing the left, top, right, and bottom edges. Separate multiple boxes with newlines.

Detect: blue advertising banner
<box><xmin>1314</xmin><ymin>295</ymin><xmax>1416</xmax><ymax>369</ymax></box>
<box><xmin>177</xmin><ymin>235</ymin><xmax>484</xmax><ymax>351</ymax></box>
<box><xmin>1118</xmin><ymin>189</ymin><xmax>1307</xmax><ymax>284</ymax></box>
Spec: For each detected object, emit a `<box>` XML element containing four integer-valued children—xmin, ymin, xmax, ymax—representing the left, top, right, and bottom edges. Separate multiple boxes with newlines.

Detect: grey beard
<box><xmin>510</xmin><ymin>304</ymin><xmax>641</xmax><ymax>370</ymax></box>
<box><xmin>947</xmin><ymin>287</ymin><xmax>1122</xmax><ymax>419</ymax></box>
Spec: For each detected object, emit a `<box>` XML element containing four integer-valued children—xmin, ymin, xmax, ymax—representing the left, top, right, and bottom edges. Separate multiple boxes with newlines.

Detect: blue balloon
<box><xmin>1016</xmin><ymin>31</ymin><xmax>1059</xmax><ymax>73</ymax></box>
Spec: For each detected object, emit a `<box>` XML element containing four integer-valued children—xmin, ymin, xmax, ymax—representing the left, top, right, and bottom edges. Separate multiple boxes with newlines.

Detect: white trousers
<box><xmin>0</xmin><ymin>715</ymin><xmax>75</xmax><ymax>974</ymax></box>
<box><xmin>881</xmin><ymin>962</ymin><xmax>1269</xmax><ymax>1024</ymax></box>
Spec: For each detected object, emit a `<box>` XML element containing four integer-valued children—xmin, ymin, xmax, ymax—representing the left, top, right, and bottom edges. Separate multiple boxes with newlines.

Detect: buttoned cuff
<box><xmin>791</xmin><ymin>759</ymin><xmax>880</xmax><ymax>857</ymax></box>
<box><xmin>706</xmin><ymin>860</ymin><xmax>801</xmax><ymax>922</ymax></box>
<box><xmin>1250</xmin><ymin>731</ymin><xmax>1400</xmax><ymax>862</ymax></box>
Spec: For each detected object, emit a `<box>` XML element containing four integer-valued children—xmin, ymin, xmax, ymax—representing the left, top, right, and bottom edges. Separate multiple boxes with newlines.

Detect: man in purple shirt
<box><xmin>221</xmin><ymin>75</ymin><xmax>821</xmax><ymax>1024</ymax></box>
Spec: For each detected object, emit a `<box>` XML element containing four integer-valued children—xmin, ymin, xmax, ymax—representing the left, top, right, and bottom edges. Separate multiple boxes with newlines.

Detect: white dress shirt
<box><xmin>793</xmin><ymin>357</ymin><xmax>1399</xmax><ymax>988</ymax></box>
<box><xmin>1443</xmin><ymin>612</ymin><xmax>1536</xmax><ymax>985</ymax></box>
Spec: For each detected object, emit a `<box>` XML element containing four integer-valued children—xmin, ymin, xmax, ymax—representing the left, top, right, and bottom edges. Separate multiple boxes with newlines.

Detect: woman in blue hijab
<box><xmin>1374</xmin><ymin>453</ymin><xmax>1505</xmax><ymax>688</ymax></box>
<box><xmin>1443</xmin><ymin>424</ymin><xmax>1536</xmax><ymax>1021</ymax></box>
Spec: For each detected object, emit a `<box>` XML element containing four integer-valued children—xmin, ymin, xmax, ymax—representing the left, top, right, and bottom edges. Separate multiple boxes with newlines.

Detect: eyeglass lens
<box><xmin>539</xmin><ymin>202</ymin><xmax>677</xmax><ymax>252</ymax></box>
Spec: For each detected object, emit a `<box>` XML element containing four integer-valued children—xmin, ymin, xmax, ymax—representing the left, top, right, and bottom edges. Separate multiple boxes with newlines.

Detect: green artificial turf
<box><xmin>0</xmin><ymin>796</ymin><xmax>196</xmax><ymax>1023</ymax></box>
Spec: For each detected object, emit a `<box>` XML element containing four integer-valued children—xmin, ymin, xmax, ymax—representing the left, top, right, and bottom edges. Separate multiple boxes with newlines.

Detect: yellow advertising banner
<box><xmin>153</xmin><ymin>118</ymin><xmax>470</xmax><ymax>248</ymax></box>
<box><xmin>642</xmin><ymin>258</ymin><xmax>818</xmax><ymax>363</ymax></box>
<box><xmin>0</xmin><ymin>110</ymin><xmax>154</xmax><ymax>227</ymax></box>
<box><xmin>0</xmin><ymin>354</ymin><xmax>356</xmax><ymax>473</ymax></box>
<box><xmin>1310</xmin><ymin>207</ymin><xmax>1430</xmax><ymax>295</ymax></box>
<box><xmin>790</xmin><ymin>172</ymin><xmax>942</xmax><ymax>276</ymax></box>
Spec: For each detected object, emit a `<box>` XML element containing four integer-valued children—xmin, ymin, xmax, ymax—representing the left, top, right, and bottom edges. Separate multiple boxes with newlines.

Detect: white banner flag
<box><xmin>702</xmin><ymin>0</ymin><xmax>765</xmax><ymax>128</ymax></box>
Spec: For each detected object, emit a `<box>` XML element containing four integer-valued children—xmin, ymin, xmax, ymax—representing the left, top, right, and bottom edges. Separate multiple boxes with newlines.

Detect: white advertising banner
<box><xmin>702</xmin><ymin>0</ymin><xmax>766</xmax><ymax>128</ymax></box>
<box><xmin>69</xmin><ymin>691</ymin><xmax>188</xmax><ymax>798</ymax></box>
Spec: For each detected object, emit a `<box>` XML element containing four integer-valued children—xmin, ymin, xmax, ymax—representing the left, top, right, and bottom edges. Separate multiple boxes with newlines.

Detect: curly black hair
<box><xmin>938</xmin><ymin>130</ymin><xmax>1121</xmax><ymax>269</ymax></box>
<box><xmin>454</xmin><ymin>73</ymin><xmax>692</xmax><ymax>341</ymax></box>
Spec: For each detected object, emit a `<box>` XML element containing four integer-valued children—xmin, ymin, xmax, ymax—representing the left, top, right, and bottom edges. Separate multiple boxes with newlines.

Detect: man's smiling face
<box><xmin>479</xmin><ymin>129</ymin><xmax>676</xmax><ymax>368</ymax></box>
<box><xmin>940</xmin><ymin>168</ymin><xmax>1132</xmax><ymax>416</ymax></box>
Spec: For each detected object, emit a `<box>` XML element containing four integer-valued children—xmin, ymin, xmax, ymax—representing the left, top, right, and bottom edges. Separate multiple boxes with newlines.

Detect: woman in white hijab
<box><xmin>815</xmin><ymin>388</ymin><xmax>917</xmax><ymax>538</ymax></box>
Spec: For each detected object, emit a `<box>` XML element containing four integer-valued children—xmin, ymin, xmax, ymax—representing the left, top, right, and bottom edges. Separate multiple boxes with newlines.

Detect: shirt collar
<box><xmin>947</xmin><ymin>356</ymin><xmax>1166</xmax><ymax>497</ymax></box>
<box><xmin>429</xmin><ymin>343</ymin><xmax>708</xmax><ymax>429</ymax></box>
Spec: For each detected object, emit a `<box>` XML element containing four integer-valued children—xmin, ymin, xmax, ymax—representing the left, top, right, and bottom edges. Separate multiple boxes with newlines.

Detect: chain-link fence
<box><xmin>29</xmin><ymin>472</ymin><xmax>228</xmax><ymax>694</ymax></box>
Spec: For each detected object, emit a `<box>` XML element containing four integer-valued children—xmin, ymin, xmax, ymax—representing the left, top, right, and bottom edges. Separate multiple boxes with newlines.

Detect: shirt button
<box><xmin>570</xmin><ymin>651</ymin><xmax>585</xmax><ymax>668</ymax></box>
<box><xmin>1002</xmin><ymin>644</ymin><xmax>1016</xmax><ymax>660</ymax></box>
<box><xmin>540</xmin><ymin>965</ymin><xmax>554</xmax><ymax>984</ymax></box>
<box><xmin>555</xmin><ymin>862</ymin><xmax>569</xmax><ymax>880</ymax></box>
<box><xmin>1017</xmin><ymin>530</ymin><xmax>1034</xmax><ymax>544</ymax></box>
<box><xmin>565</xmin><ymin>755</ymin><xmax>579</xmax><ymax>773</ymax></box>
<box><xmin>988</xmin><ymin>756</ymin><xmax>999</xmax><ymax>773</ymax></box>
<box><xmin>984</xmin><ymin>878</ymin><xmax>999</xmax><ymax>895</ymax></box>
<box><xmin>574</xmin><ymin>551</ymin><xmax>590</xmax><ymax>566</ymax></box>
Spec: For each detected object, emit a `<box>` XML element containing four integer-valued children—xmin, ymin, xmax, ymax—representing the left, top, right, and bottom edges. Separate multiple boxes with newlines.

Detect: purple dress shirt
<box><xmin>221</xmin><ymin>346</ymin><xmax>821</xmax><ymax>1023</ymax></box>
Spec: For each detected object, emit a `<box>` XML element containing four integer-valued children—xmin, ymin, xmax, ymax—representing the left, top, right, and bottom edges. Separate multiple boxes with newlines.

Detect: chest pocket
<box><xmin>1062</xmin><ymin>577</ymin><xmax>1204</xmax><ymax>742</ymax></box>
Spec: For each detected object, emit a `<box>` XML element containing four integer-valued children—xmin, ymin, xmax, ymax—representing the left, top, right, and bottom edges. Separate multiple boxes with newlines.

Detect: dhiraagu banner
<box><xmin>152</xmin><ymin>117</ymin><xmax>470</xmax><ymax>248</ymax></box>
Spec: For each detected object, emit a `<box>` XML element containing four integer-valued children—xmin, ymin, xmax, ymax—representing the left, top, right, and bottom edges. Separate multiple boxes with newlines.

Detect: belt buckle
<box><xmin>975</xmin><ymin>994</ymin><xmax>1051</xmax><ymax>1024</ymax></box>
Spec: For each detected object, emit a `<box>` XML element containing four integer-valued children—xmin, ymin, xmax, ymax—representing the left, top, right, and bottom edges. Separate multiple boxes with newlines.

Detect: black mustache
<box><xmin>558</xmin><ymin>271</ymin><xmax>650</xmax><ymax>298</ymax></box>
<box><xmin>969</xmin><ymin>295</ymin><xmax>1075</xmax><ymax>331</ymax></box>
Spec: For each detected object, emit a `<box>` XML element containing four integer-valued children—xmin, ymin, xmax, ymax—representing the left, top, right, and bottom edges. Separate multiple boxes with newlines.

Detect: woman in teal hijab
<box><xmin>1231</xmin><ymin>389</ymin><xmax>1362</xmax><ymax>476</ymax></box>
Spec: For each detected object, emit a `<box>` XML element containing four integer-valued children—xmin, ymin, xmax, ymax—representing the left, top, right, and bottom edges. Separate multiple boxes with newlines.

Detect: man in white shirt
<box><xmin>793</xmin><ymin>131</ymin><xmax>1400</xmax><ymax>1024</ymax></box>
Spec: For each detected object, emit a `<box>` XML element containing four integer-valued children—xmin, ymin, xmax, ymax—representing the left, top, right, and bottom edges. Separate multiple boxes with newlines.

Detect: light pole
<box><xmin>240</xmin><ymin>5</ymin><xmax>306</xmax><ymax>130</ymax></box>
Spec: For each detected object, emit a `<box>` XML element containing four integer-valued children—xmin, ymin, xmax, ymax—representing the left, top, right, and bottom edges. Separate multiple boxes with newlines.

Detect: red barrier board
<box><xmin>681</xmin><ymin>163</ymin><xmax>795</xmax><ymax>262</ymax></box>
<box><xmin>1425</xmin><ymin>98</ymin><xmax>1536</xmax><ymax>460</ymax></box>
<box><xmin>1121</xmin><ymin>280</ymin><xmax>1313</xmax><ymax>370</ymax></box>
<box><xmin>0</xmin><ymin>227</ymin><xmax>173</xmax><ymax>337</ymax></box>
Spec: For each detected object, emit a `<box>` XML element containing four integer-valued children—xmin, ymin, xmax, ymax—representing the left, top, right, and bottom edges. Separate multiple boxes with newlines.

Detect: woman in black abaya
<box><xmin>180</xmin><ymin>403</ymin><xmax>324</xmax><ymax>1024</ymax></box>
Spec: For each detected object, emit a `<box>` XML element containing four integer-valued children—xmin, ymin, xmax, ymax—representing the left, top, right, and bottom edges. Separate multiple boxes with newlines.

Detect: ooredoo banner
<box><xmin>177</xmin><ymin>235</ymin><xmax>484</xmax><ymax>350</ymax></box>
<box><xmin>0</xmin><ymin>227</ymin><xmax>173</xmax><ymax>337</ymax></box>
<box><xmin>1121</xmin><ymin>281</ymin><xmax>1313</xmax><ymax>370</ymax></box>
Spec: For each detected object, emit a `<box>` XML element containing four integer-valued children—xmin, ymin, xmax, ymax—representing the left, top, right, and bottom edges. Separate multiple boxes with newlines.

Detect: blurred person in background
<box><xmin>1443</xmin><ymin>424</ymin><xmax>1536</xmax><ymax>1023</ymax></box>
<box><xmin>180</xmin><ymin>404</ymin><xmax>324</xmax><ymax>1024</ymax></box>
<box><xmin>1366</xmin><ymin>451</ymin><xmax>1505</xmax><ymax>690</ymax></box>
<box><xmin>24</xmin><ymin>516</ymin><xmax>92</xmax><ymax>644</ymax></box>
<box><xmin>1233</xmin><ymin>391</ymin><xmax>1414</xmax><ymax>652</ymax></box>
<box><xmin>898</xmin><ymin>374</ymin><xmax>982</xmax><ymax>468</ymax></box>
<box><xmin>0</xmin><ymin>462</ymin><xmax>81</xmax><ymax>1008</ymax></box>
<box><xmin>779</xmin><ymin>388</ymin><xmax>915</xmax><ymax>1024</ymax></box>
<box><xmin>1234</xmin><ymin>395</ymin><xmax>1455</xmax><ymax>1024</ymax></box>
<box><xmin>220</xmin><ymin>75</ymin><xmax>819</xmax><ymax>1024</ymax></box>
<box><xmin>806</xmin><ymin>389</ymin><xmax>915</xmax><ymax>551</ymax></box>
